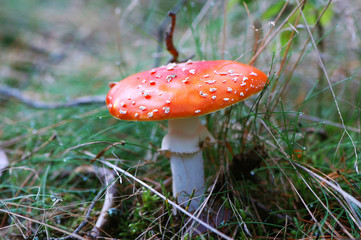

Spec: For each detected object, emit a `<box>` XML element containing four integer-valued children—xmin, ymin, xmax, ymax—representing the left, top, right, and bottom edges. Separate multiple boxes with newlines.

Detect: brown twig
<box><xmin>88</xmin><ymin>167</ymin><xmax>118</xmax><ymax>239</ymax></box>
<box><xmin>21</xmin><ymin>133</ymin><xmax>57</xmax><ymax>160</ymax></box>
<box><xmin>242</xmin><ymin>2</ymin><xmax>263</xmax><ymax>59</ymax></box>
<box><xmin>165</xmin><ymin>12</ymin><xmax>179</xmax><ymax>63</ymax></box>
<box><xmin>55</xmin><ymin>165</ymin><xmax>118</xmax><ymax>240</ymax></box>
<box><xmin>248</xmin><ymin>0</ymin><xmax>305</xmax><ymax>66</ymax></box>
<box><xmin>0</xmin><ymin>85</ymin><xmax>105</xmax><ymax>109</ymax></box>
<box><xmin>271</xmin><ymin>1</ymin><xmax>305</xmax><ymax>93</ymax></box>
<box><xmin>154</xmin><ymin>0</ymin><xmax>187</xmax><ymax>67</ymax></box>
<box><xmin>270</xmin><ymin>0</ymin><xmax>333</xmax><ymax>114</ymax></box>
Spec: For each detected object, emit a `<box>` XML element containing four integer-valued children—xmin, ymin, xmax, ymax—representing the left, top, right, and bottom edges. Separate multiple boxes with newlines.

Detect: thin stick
<box><xmin>100</xmin><ymin>160</ymin><xmax>233</xmax><ymax>240</ymax></box>
<box><xmin>0</xmin><ymin>85</ymin><xmax>104</xmax><ymax>109</ymax></box>
<box><xmin>166</xmin><ymin>12</ymin><xmax>179</xmax><ymax>63</ymax></box>
<box><xmin>89</xmin><ymin>167</ymin><xmax>118</xmax><ymax>238</ymax></box>
<box><xmin>154</xmin><ymin>0</ymin><xmax>186</xmax><ymax>67</ymax></box>
<box><xmin>21</xmin><ymin>133</ymin><xmax>57</xmax><ymax>160</ymax></box>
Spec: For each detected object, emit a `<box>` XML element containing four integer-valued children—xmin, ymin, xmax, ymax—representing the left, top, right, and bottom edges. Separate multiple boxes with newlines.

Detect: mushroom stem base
<box><xmin>170</xmin><ymin>151</ymin><xmax>205</xmax><ymax>211</ymax></box>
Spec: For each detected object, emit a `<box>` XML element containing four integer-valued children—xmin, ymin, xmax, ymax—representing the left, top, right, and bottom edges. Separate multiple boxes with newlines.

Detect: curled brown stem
<box><xmin>165</xmin><ymin>11</ymin><xmax>179</xmax><ymax>63</ymax></box>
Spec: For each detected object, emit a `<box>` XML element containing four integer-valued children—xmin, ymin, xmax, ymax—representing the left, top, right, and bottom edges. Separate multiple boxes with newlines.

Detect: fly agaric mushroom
<box><xmin>106</xmin><ymin>60</ymin><xmax>267</xmax><ymax>211</ymax></box>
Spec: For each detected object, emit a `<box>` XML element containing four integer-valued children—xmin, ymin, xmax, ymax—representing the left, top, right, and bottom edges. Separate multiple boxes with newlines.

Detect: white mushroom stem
<box><xmin>160</xmin><ymin>117</ymin><xmax>215</xmax><ymax>212</ymax></box>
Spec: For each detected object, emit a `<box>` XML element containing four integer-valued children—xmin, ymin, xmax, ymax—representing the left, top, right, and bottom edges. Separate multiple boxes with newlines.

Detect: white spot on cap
<box><xmin>228</xmin><ymin>70</ymin><xmax>234</xmax><ymax>74</ymax></box>
<box><xmin>150</xmin><ymin>69</ymin><xmax>156</xmax><ymax>74</ymax></box>
<box><xmin>147</xmin><ymin>112</ymin><xmax>154</xmax><ymax>118</ymax></box>
<box><xmin>107</xmin><ymin>104</ymin><xmax>112</xmax><ymax>108</ymax></box>
<box><xmin>195</xmin><ymin>110</ymin><xmax>201</xmax><ymax>114</ymax></box>
<box><xmin>166</xmin><ymin>74</ymin><xmax>177</xmax><ymax>82</ymax></box>
<box><xmin>199</xmin><ymin>91</ymin><xmax>207</xmax><ymax>97</ymax></box>
<box><xmin>153</xmin><ymin>109</ymin><xmax>158</xmax><ymax>112</ymax></box>
<box><xmin>119</xmin><ymin>110</ymin><xmax>127</xmax><ymax>114</ymax></box>
<box><xmin>163</xmin><ymin>106</ymin><xmax>170</xmax><ymax>114</ymax></box>
<box><xmin>205</xmin><ymin>80</ymin><xmax>216</xmax><ymax>84</ymax></box>
<box><xmin>223</xmin><ymin>98</ymin><xmax>230</xmax><ymax>102</ymax></box>
<box><xmin>240</xmin><ymin>92</ymin><xmax>244</xmax><ymax>96</ymax></box>
<box><xmin>204</xmin><ymin>74</ymin><xmax>209</xmax><ymax>78</ymax></box>
<box><xmin>120</xmin><ymin>102</ymin><xmax>125</xmax><ymax>107</ymax></box>
<box><xmin>156</xmin><ymin>74</ymin><xmax>161</xmax><ymax>78</ymax></box>
<box><xmin>250</xmin><ymin>72</ymin><xmax>258</xmax><ymax>76</ymax></box>
<box><xmin>211</xmin><ymin>96</ymin><xmax>216</xmax><ymax>100</ymax></box>
<box><xmin>227</xmin><ymin>87</ymin><xmax>232</xmax><ymax>92</ymax></box>
<box><xmin>166</xmin><ymin>100</ymin><xmax>171</xmax><ymax>104</ymax></box>
<box><xmin>142</xmin><ymin>79</ymin><xmax>146</xmax><ymax>83</ymax></box>
<box><xmin>189</xmin><ymin>69</ymin><xmax>196</xmax><ymax>74</ymax></box>
<box><xmin>232</xmin><ymin>77</ymin><xmax>238</xmax><ymax>82</ymax></box>
<box><xmin>186</xmin><ymin>59</ymin><xmax>193</xmax><ymax>64</ymax></box>
<box><xmin>149</xmin><ymin>80</ymin><xmax>156</xmax><ymax>85</ymax></box>
<box><xmin>132</xmin><ymin>101</ymin><xmax>136</xmax><ymax>105</ymax></box>
<box><xmin>139</xmin><ymin>106</ymin><xmax>147</xmax><ymax>111</ymax></box>
<box><xmin>167</xmin><ymin>62</ymin><xmax>177</xmax><ymax>70</ymax></box>
<box><xmin>240</xmin><ymin>82</ymin><xmax>246</xmax><ymax>86</ymax></box>
<box><xmin>243</xmin><ymin>76</ymin><xmax>248</xmax><ymax>81</ymax></box>
<box><xmin>229</xmin><ymin>73</ymin><xmax>241</xmax><ymax>76</ymax></box>
<box><xmin>215</xmin><ymin>71</ymin><xmax>227</xmax><ymax>75</ymax></box>
<box><xmin>142</xmin><ymin>90</ymin><xmax>152</xmax><ymax>97</ymax></box>
<box><xmin>182</xmin><ymin>77</ymin><xmax>189</xmax><ymax>83</ymax></box>
<box><xmin>135</xmin><ymin>113</ymin><xmax>139</xmax><ymax>117</ymax></box>
<box><xmin>209</xmin><ymin>88</ymin><xmax>217</xmax><ymax>93</ymax></box>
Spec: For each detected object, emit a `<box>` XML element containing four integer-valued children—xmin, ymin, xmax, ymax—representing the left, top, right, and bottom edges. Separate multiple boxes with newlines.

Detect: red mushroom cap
<box><xmin>106</xmin><ymin>60</ymin><xmax>268</xmax><ymax>121</ymax></box>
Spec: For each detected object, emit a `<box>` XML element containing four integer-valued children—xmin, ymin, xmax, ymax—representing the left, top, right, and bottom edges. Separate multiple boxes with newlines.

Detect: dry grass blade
<box><xmin>271</xmin><ymin>160</ymin><xmax>326</xmax><ymax>236</ymax></box>
<box><xmin>295</xmin><ymin>0</ymin><xmax>359</xmax><ymax>173</ymax></box>
<box><xmin>273</xmin><ymin>0</ymin><xmax>332</xmax><ymax>105</ymax></box>
<box><xmin>248</xmin><ymin>0</ymin><xmax>306</xmax><ymax>65</ymax></box>
<box><xmin>260</xmin><ymin>117</ymin><xmax>354</xmax><ymax>236</ymax></box>
<box><xmin>179</xmin><ymin>0</ymin><xmax>215</xmax><ymax>47</ymax></box>
<box><xmin>0</xmin><ymin>205</ymin><xmax>85</xmax><ymax>240</ymax></box>
<box><xmin>294</xmin><ymin>162</ymin><xmax>361</xmax><ymax>222</ymax></box>
<box><xmin>290</xmin><ymin>112</ymin><xmax>360</xmax><ymax>133</ymax></box>
<box><xmin>100</xmin><ymin>160</ymin><xmax>233</xmax><ymax>240</ymax></box>
<box><xmin>290</xmin><ymin>163</ymin><xmax>354</xmax><ymax>237</ymax></box>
